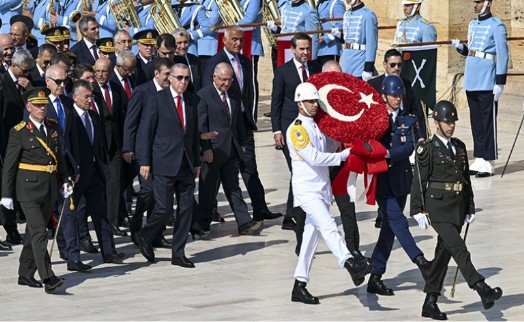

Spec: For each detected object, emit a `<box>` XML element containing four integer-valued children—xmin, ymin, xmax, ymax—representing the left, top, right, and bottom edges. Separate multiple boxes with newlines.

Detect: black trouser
<box><xmin>424</xmin><ymin>221</ymin><xmax>484</xmax><ymax>294</ymax></box>
<box><xmin>106</xmin><ymin>149</ymin><xmax>122</xmax><ymax>227</ymax></box>
<box><xmin>466</xmin><ymin>90</ymin><xmax>498</xmax><ymax>160</ymax></box>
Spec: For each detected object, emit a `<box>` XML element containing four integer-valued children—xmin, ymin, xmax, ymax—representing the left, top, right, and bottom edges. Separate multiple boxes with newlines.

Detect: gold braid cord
<box><xmin>290</xmin><ymin>124</ymin><xmax>311</xmax><ymax>150</ymax></box>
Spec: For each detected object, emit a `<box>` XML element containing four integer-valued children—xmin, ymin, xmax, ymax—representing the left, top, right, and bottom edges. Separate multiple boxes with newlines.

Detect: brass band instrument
<box><xmin>262</xmin><ymin>0</ymin><xmax>280</xmax><ymax>47</ymax></box>
<box><xmin>40</xmin><ymin>0</ymin><xmax>58</xmax><ymax>34</ymax></box>
<box><xmin>109</xmin><ymin>0</ymin><xmax>142</xmax><ymax>29</ymax></box>
<box><xmin>150</xmin><ymin>0</ymin><xmax>182</xmax><ymax>34</ymax></box>
<box><xmin>216</xmin><ymin>0</ymin><xmax>245</xmax><ymax>26</ymax></box>
<box><xmin>306</xmin><ymin>0</ymin><xmax>317</xmax><ymax>10</ymax></box>
<box><xmin>70</xmin><ymin>0</ymin><xmax>89</xmax><ymax>24</ymax></box>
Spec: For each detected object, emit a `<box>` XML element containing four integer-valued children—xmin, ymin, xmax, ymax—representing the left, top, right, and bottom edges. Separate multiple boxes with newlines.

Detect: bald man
<box><xmin>0</xmin><ymin>34</ymin><xmax>15</xmax><ymax>72</ymax></box>
<box><xmin>321</xmin><ymin>60</ymin><xmax>342</xmax><ymax>72</ymax></box>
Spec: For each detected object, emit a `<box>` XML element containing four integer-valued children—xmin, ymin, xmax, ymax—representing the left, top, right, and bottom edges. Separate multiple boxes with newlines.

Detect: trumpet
<box><xmin>150</xmin><ymin>0</ymin><xmax>182</xmax><ymax>34</ymax></box>
<box><xmin>40</xmin><ymin>0</ymin><xmax>58</xmax><ymax>35</ymax></box>
<box><xmin>216</xmin><ymin>0</ymin><xmax>245</xmax><ymax>26</ymax></box>
<box><xmin>109</xmin><ymin>0</ymin><xmax>141</xmax><ymax>29</ymax></box>
<box><xmin>262</xmin><ymin>0</ymin><xmax>280</xmax><ymax>47</ymax></box>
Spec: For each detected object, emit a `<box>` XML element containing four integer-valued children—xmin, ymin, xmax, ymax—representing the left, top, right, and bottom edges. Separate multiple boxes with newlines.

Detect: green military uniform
<box><xmin>1</xmin><ymin>90</ymin><xmax>66</xmax><ymax>282</ymax></box>
<box><xmin>410</xmin><ymin>135</ymin><xmax>484</xmax><ymax>294</ymax></box>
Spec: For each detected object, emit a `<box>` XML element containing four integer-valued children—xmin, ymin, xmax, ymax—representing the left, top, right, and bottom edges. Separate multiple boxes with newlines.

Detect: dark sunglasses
<box><xmin>49</xmin><ymin>77</ymin><xmax>67</xmax><ymax>86</ymax></box>
<box><xmin>172</xmin><ymin>75</ymin><xmax>191</xmax><ymax>81</ymax></box>
<box><xmin>389</xmin><ymin>63</ymin><xmax>403</xmax><ymax>68</ymax></box>
<box><xmin>17</xmin><ymin>65</ymin><xmax>32</xmax><ymax>73</ymax></box>
<box><xmin>43</xmin><ymin>60</ymin><xmax>51</xmax><ymax>66</ymax></box>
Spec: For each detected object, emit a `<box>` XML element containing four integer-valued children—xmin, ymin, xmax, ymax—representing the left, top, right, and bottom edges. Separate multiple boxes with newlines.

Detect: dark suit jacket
<box><xmin>202</xmin><ymin>50</ymin><xmax>257</xmax><ymax>130</ymax></box>
<box><xmin>134</xmin><ymin>55</ymin><xmax>155</xmax><ymax>87</ymax></box>
<box><xmin>30</xmin><ymin>66</ymin><xmax>46</xmax><ymax>87</ymax></box>
<box><xmin>197</xmin><ymin>84</ymin><xmax>245</xmax><ymax>164</ymax></box>
<box><xmin>123</xmin><ymin>79</ymin><xmax>157</xmax><ymax>153</ymax></box>
<box><xmin>0</xmin><ymin>72</ymin><xmax>27</xmax><ymax>158</ymax></box>
<box><xmin>136</xmin><ymin>88</ymin><xmax>200</xmax><ymax>177</ymax></box>
<box><xmin>93</xmin><ymin>80</ymin><xmax>125</xmax><ymax>155</ymax></box>
<box><xmin>109</xmin><ymin>72</ymin><xmax>133</xmax><ymax>113</ymax></box>
<box><xmin>270</xmin><ymin>59</ymin><xmax>321</xmax><ymax>135</ymax></box>
<box><xmin>70</xmin><ymin>39</ymin><xmax>97</xmax><ymax>66</ymax></box>
<box><xmin>174</xmin><ymin>53</ymin><xmax>201</xmax><ymax>93</ymax></box>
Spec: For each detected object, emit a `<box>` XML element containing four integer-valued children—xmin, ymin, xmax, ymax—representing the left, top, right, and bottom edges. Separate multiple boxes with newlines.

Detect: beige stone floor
<box><xmin>1</xmin><ymin>95</ymin><xmax>524</xmax><ymax>321</ymax></box>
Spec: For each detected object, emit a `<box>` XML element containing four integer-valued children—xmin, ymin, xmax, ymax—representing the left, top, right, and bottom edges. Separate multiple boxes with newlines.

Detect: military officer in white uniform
<box><xmin>287</xmin><ymin>82</ymin><xmax>372</xmax><ymax>305</ymax></box>
<box><xmin>394</xmin><ymin>0</ymin><xmax>437</xmax><ymax>44</ymax></box>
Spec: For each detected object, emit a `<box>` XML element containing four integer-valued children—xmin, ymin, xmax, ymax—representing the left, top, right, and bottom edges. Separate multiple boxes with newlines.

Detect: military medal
<box><xmin>401</xmin><ymin>135</ymin><xmax>406</xmax><ymax>143</ymax></box>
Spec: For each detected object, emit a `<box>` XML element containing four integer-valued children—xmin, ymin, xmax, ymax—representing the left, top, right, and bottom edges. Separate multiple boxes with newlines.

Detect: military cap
<box><xmin>66</xmin><ymin>51</ymin><xmax>77</xmax><ymax>65</ymax></box>
<box><xmin>133</xmin><ymin>29</ymin><xmax>159</xmax><ymax>45</ymax></box>
<box><xmin>62</xmin><ymin>28</ymin><xmax>71</xmax><ymax>41</ymax></box>
<box><xmin>10</xmin><ymin>15</ymin><xmax>35</xmax><ymax>31</ymax></box>
<box><xmin>45</xmin><ymin>26</ymin><xmax>68</xmax><ymax>43</ymax></box>
<box><xmin>23</xmin><ymin>87</ymin><xmax>51</xmax><ymax>105</ymax></box>
<box><xmin>96</xmin><ymin>37</ymin><xmax>116</xmax><ymax>54</ymax></box>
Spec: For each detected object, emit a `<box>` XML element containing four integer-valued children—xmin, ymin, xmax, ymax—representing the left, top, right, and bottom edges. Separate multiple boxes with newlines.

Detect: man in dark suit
<box><xmin>123</xmin><ymin>58</ymin><xmax>174</xmax><ymax>245</ymax></box>
<box><xmin>172</xmin><ymin>29</ymin><xmax>201</xmax><ymax>92</ymax></box>
<box><xmin>196</xmin><ymin>62</ymin><xmax>261</xmax><ymax>235</ymax></box>
<box><xmin>69</xmin><ymin>16</ymin><xmax>100</xmax><ymax>66</ymax></box>
<box><xmin>133</xmin><ymin>29</ymin><xmax>158</xmax><ymax>86</ymax></box>
<box><xmin>0</xmin><ymin>34</ymin><xmax>14</xmax><ymax>73</ymax></box>
<box><xmin>30</xmin><ymin>44</ymin><xmax>57</xmax><ymax>87</ymax></box>
<box><xmin>366</xmin><ymin>75</ymin><xmax>430</xmax><ymax>296</ymax></box>
<box><xmin>203</xmin><ymin>26</ymin><xmax>282</xmax><ymax>223</ymax></box>
<box><xmin>0</xmin><ymin>48</ymin><xmax>35</xmax><ymax>245</ymax></box>
<box><xmin>1</xmin><ymin>87</ymin><xmax>67</xmax><ymax>293</ymax></box>
<box><xmin>135</xmin><ymin>64</ymin><xmax>200</xmax><ymax>267</ymax></box>
<box><xmin>110</xmin><ymin>30</ymin><xmax>133</xmax><ymax>67</ymax></box>
<box><xmin>9</xmin><ymin>15</ymin><xmax>37</xmax><ymax>52</ymax></box>
<box><xmin>271</xmin><ymin>33</ymin><xmax>321</xmax><ymax>230</ymax></box>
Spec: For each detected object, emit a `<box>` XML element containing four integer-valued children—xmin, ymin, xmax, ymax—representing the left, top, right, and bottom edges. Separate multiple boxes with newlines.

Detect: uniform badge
<box><xmin>401</xmin><ymin>135</ymin><xmax>406</xmax><ymax>143</ymax></box>
<box><xmin>52</xmin><ymin>131</ymin><xmax>58</xmax><ymax>139</ymax></box>
<box><xmin>29</xmin><ymin>137</ymin><xmax>34</xmax><ymax>142</ymax></box>
<box><xmin>416</xmin><ymin>145</ymin><xmax>424</xmax><ymax>155</ymax></box>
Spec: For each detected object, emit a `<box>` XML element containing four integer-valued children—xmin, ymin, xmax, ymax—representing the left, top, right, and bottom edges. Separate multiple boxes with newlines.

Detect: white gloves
<box><xmin>362</xmin><ymin>71</ymin><xmax>373</xmax><ymax>81</ymax></box>
<box><xmin>465</xmin><ymin>214</ymin><xmax>476</xmax><ymax>224</ymax></box>
<box><xmin>413</xmin><ymin>213</ymin><xmax>429</xmax><ymax>229</ymax></box>
<box><xmin>266</xmin><ymin>21</ymin><xmax>278</xmax><ymax>32</ymax></box>
<box><xmin>331</xmin><ymin>27</ymin><xmax>341</xmax><ymax>39</ymax></box>
<box><xmin>0</xmin><ymin>198</ymin><xmax>14</xmax><ymax>210</ymax></box>
<box><xmin>61</xmin><ymin>182</ymin><xmax>73</xmax><ymax>198</ymax></box>
<box><xmin>340</xmin><ymin>148</ymin><xmax>350</xmax><ymax>161</ymax></box>
<box><xmin>450</xmin><ymin>39</ymin><xmax>464</xmax><ymax>51</ymax></box>
<box><xmin>493</xmin><ymin>84</ymin><xmax>504</xmax><ymax>102</ymax></box>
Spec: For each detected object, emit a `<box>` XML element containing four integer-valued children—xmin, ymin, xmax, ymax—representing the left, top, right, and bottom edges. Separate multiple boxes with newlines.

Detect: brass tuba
<box><xmin>306</xmin><ymin>0</ymin><xmax>317</xmax><ymax>9</ymax></box>
<box><xmin>109</xmin><ymin>0</ymin><xmax>142</xmax><ymax>29</ymax></box>
<box><xmin>69</xmin><ymin>0</ymin><xmax>89</xmax><ymax>24</ymax></box>
<box><xmin>262</xmin><ymin>0</ymin><xmax>280</xmax><ymax>47</ymax></box>
<box><xmin>40</xmin><ymin>0</ymin><xmax>58</xmax><ymax>34</ymax></box>
<box><xmin>215</xmin><ymin>0</ymin><xmax>245</xmax><ymax>26</ymax></box>
<box><xmin>150</xmin><ymin>0</ymin><xmax>182</xmax><ymax>34</ymax></box>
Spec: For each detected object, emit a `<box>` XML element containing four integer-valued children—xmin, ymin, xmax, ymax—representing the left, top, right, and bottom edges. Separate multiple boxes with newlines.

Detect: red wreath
<box><xmin>307</xmin><ymin>72</ymin><xmax>390</xmax><ymax>205</ymax></box>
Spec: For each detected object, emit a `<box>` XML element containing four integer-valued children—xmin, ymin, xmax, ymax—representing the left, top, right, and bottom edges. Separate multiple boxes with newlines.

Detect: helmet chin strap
<box><xmin>349</xmin><ymin>0</ymin><xmax>357</xmax><ymax>6</ymax></box>
<box><xmin>437</xmin><ymin>121</ymin><xmax>451</xmax><ymax>139</ymax></box>
<box><xmin>479</xmin><ymin>0</ymin><xmax>489</xmax><ymax>15</ymax></box>
<box><xmin>299</xmin><ymin>102</ymin><xmax>313</xmax><ymax>117</ymax></box>
<box><xmin>407</xmin><ymin>4</ymin><xmax>419</xmax><ymax>17</ymax></box>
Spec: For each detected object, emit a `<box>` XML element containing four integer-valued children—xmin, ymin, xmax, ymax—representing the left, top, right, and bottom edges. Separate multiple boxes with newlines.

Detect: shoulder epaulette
<box><xmin>14</xmin><ymin>121</ymin><xmax>26</xmax><ymax>131</ymax></box>
<box><xmin>46</xmin><ymin>118</ymin><xmax>58</xmax><ymax>124</ymax></box>
<box><xmin>421</xmin><ymin>18</ymin><xmax>430</xmax><ymax>24</ymax></box>
<box><xmin>290</xmin><ymin>121</ymin><xmax>310</xmax><ymax>150</ymax></box>
<box><xmin>294</xmin><ymin>119</ymin><xmax>302</xmax><ymax>125</ymax></box>
<box><xmin>416</xmin><ymin>138</ymin><xmax>432</xmax><ymax>156</ymax></box>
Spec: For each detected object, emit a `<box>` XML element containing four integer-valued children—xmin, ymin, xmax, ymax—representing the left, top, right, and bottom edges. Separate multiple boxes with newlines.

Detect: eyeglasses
<box><xmin>17</xmin><ymin>65</ymin><xmax>32</xmax><ymax>74</ymax></box>
<box><xmin>214</xmin><ymin>74</ymin><xmax>233</xmax><ymax>83</ymax></box>
<box><xmin>117</xmin><ymin>39</ymin><xmax>132</xmax><ymax>44</ymax></box>
<box><xmin>49</xmin><ymin>77</ymin><xmax>67</xmax><ymax>86</ymax></box>
<box><xmin>388</xmin><ymin>63</ymin><xmax>403</xmax><ymax>68</ymax></box>
<box><xmin>171</xmin><ymin>75</ymin><xmax>191</xmax><ymax>82</ymax></box>
<box><xmin>118</xmin><ymin>64</ymin><xmax>134</xmax><ymax>73</ymax></box>
<box><xmin>43</xmin><ymin>60</ymin><xmax>51</xmax><ymax>66</ymax></box>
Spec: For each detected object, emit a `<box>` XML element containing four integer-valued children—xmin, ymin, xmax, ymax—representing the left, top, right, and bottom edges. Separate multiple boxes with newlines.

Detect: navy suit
<box><xmin>174</xmin><ymin>53</ymin><xmax>202</xmax><ymax>93</ymax></box>
<box><xmin>136</xmin><ymin>88</ymin><xmax>200</xmax><ymax>258</ymax></box>
<box><xmin>370</xmin><ymin>111</ymin><xmax>424</xmax><ymax>276</ymax></box>
<box><xmin>70</xmin><ymin>40</ymin><xmax>97</xmax><ymax>66</ymax></box>
<box><xmin>134</xmin><ymin>55</ymin><xmax>155</xmax><ymax>87</ymax></box>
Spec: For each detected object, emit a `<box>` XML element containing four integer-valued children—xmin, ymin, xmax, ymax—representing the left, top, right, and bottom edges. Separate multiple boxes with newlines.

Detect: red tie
<box><xmin>176</xmin><ymin>95</ymin><xmax>184</xmax><ymax>130</ymax></box>
<box><xmin>301</xmin><ymin>64</ymin><xmax>308</xmax><ymax>82</ymax></box>
<box><xmin>90</xmin><ymin>100</ymin><xmax>97</xmax><ymax>113</ymax></box>
<box><xmin>102</xmin><ymin>84</ymin><xmax>112</xmax><ymax>114</ymax></box>
<box><xmin>221</xmin><ymin>92</ymin><xmax>230</xmax><ymax>120</ymax></box>
<box><xmin>124</xmin><ymin>79</ymin><xmax>132</xmax><ymax>99</ymax></box>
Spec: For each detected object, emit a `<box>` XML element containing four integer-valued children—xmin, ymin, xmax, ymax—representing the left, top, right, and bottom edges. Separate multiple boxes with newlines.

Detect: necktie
<box><xmin>301</xmin><ymin>64</ymin><xmax>308</xmax><ymax>82</ymax></box>
<box><xmin>84</xmin><ymin>112</ymin><xmax>93</xmax><ymax>144</ymax></box>
<box><xmin>124</xmin><ymin>79</ymin><xmax>132</xmax><ymax>99</ymax></box>
<box><xmin>39</xmin><ymin>124</ymin><xmax>46</xmax><ymax>136</ymax></box>
<box><xmin>55</xmin><ymin>98</ymin><xmax>65</xmax><ymax>133</ymax></box>
<box><xmin>221</xmin><ymin>92</ymin><xmax>230</xmax><ymax>120</ymax></box>
<box><xmin>447</xmin><ymin>141</ymin><xmax>455</xmax><ymax>157</ymax></box>
<box><xmin>91</xmin><ymin>45</ymin><xmax>99</xmax><ymax>60</ymax></box>
<box><xmin>389</xmin><ymin>113</ymin><xmax>394</xmax><ymax>124</ymax></box>
<box><xmin>102</xmin><ymin>84</ymin><xmax>112</xmax><ymax>114</ymax></box>
<box><xmin>176</xmin><ymin>95</ymin><xmax>184</xmax><ymax>130</ymax></box>
<box><xmin>232</xmin><ymin>56</ymin><xmax>243</xmax><ymax>89</ymax></box>
<box><xmin>90</xmin><ymin>99</ymin><xmax>97</xmax><ymax>113</ymax></box>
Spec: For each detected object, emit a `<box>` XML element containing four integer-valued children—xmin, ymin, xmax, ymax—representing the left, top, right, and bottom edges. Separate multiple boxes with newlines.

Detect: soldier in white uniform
<box><xmin>394</xmin><ymin>0</ymin><xmax>437</xmax><ymax>44</ymax></box>
<box><xmin>287</xmin><ymin>82</ymin><xmax>372</xmax><ymax>305</ymax></box>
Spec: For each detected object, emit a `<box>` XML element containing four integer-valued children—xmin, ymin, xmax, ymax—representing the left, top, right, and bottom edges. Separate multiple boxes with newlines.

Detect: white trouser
<box><xmin>294</xmin><ymin>199</ymin><xmax>351</xmax><ymax>283</ymax></box>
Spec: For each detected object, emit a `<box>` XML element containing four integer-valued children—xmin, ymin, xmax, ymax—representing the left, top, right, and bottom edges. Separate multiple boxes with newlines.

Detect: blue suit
<box><xmin>238</xmin><ymin>0</ymin><xmax>264</xmax><ymax>56</ymax></box>
<box><xmin>29</xmin><ymin>0</ymin><xmax>51</xmax><ymax>45</ymax></box>
<box><xmin>0</xmin><ymin>0</ymin><xmax>22</xmax><ymax>33</ymax></box>
<box><xmin>317</xmin><ymin>0</ymin><xmax>344</xmax><ymax>59</ymax></box>
<box><xmin>394</xmin><ymin>14</ymin><xmax>437</xmax><ymax>44</ymax></box>
<box><xmin>340</xmin><ymin>3</ymin><xmax>377</xmax><ymax>77</ymax></box>
<box><xmin>370</xmin><ymin>112</ymin><xmax>423</xmax><ymax>276</ymax></box>
<box><xmin>95</xmin><ymin>0</ymin><xmax>119</xmax><ymax>38</ymax></box>
<box><xmin>280</xmin><ymin>1</ymin><xmax>319</xmax><ymax>59</ymax></box>
<box><xmin>197</xmin><ymin>0</ymin><xmax>221</xmax><ymax>57</ymax></box>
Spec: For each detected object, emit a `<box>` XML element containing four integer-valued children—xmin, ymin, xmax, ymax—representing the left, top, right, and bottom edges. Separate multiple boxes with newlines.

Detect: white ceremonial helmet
<box><xmin>294</xmin><ymin>82</ymin><xmax>320</xmax><ymax>102</ymax></box>
<box><xmin>401</xmin><ymin>0</ymin><xmax>423</xmax><ymax>4</ymax></box>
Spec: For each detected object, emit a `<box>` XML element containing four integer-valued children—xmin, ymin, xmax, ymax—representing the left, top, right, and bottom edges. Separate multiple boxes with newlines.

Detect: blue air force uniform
<box><xmin>238</xmin><ymin>0</ymin><xmax>264</xmax><ymax>57</ymax></box>
<box><xmin>197</xmin><ymin>0</ymin><xmax>221</xmax><ymax>58</ymax></box>
<box><xmin>29</xmin><ymin>0</ymin><xmax>51</xmax><ymax>45</ymax></box>
<box><xmin>340</xmin><ymin>2</ymin><xmax>378</xmax><ymax>77</ymax></box>
<box><xmin>316</xmin><ymin>0</ymin><xmax>345</xmax><ymax>62</ymax></box>
<box><xmin>394</xmin><ymin>14</ymin><xmax>437</xmax><ymax>44</ymax></box>
<box><xmin>280</xmin><ymin>0</ymin><xmax>319</xmax><ymax>60</ymax></box>
<box><xmin>95</xmin><ymin>0</ymin><xmax>119</xmax><ymax>38</ymax></box>
<box><xmin>0</xmin><ymin>0</ymin><xmax>22</xmax><ymax>33</ymax></box>
<box><xmin>456</xmin><ymin>12</ymin><xmax>508</xmax><ymax>161</ymax></box>
<box><xmin>174</xmin><ymin>1</ymin><xmax>212</xmax><ymax>56</ymax></box>
<box><xmin>57</xmin><ymin>0</ymin><xmax>94</xmax><ymax>46</ymax></box>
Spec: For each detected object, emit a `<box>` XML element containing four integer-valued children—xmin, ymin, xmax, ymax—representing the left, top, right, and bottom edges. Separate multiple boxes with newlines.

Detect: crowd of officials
<box><xmin>0</xmin><ymin>0</ymin><xmax>507</xmax><ymax>319</ymax></box>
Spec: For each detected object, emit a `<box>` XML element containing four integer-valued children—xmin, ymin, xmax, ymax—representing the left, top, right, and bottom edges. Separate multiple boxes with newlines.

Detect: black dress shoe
<box><xmin>211</xmin><ymin>210</ymin><xmax>225</xmax><ymax>223</ymax></box>
<box><xmin>475</xmin><ymin>280</ymin><xmax>503</xmax><ymax>310</ymax></box>
<box><xmin>367</xmin><ymin>274</ymin><xmax>394</xmax><ymax>296</ymax></box>
<box><xmin>6</xmin><ymin>230</ymin><xmax>23</xmax><ymax>244</ymax></box>
<box><xmin>67</xmin><ymin>261</ymin><xmax>92</xmax><ymax>272</ymax></box>
<box><xmin>190</xmin><ymin>223</ymin><xmax>210</xmax><ymax>240</ymax></box>
<box><xmin>103</xmin><ymin>252</ymin><xmax>126</xmax><ymax>264</ymax></box>
<box><xmin>18</xmin><ymin>276</ymin><xmax>43</xmax><ymax>288</ymax></box>
<box><xmin>118</xmin><ymin>217</ymin><xmax>131</xmax><ymax>228</ymax></box>
<box><xmin>44</xmin><ymin>276</ymin><xmax>65</xmax><ymax>293</ymax></box>
<box><xmin>350</xmin><ymin>250</ymin><xmax>372</xmax><ymax>264</ymax></box>
<box><xmin>138</xmin><ymin>233</ymin><xmax>155</xmax><ymax>262</ymax></box>
<box><xmin>111</xmin><ymin>225</ymin><xmax>128</xmax><ymax>237</ymax></box>
<box><xmin>171</xmin><ymin>256</ymin><xmax>195</xmax><ymax>268</ymax></box>
<box><xmin>475</xmin><ymin>172</ymin><xmax>494</xmax><ymax>178</ymax></box>
<box><xmin>291</xmin><ymin>280</ymin><xmax>320</xmax><ymax>304</ymax></box>
<box><xmin>0</xmin><ymin>240</ymin><xmax>13</xmax><ymax>251</ymax></box>
<box><xmin>344</xmin><ymin>257</ymin><xmax>372</xmax><ymax>286</ymax></box>
<box><xmin>414</xmin><ymin>255</ymin><xmax>431</xmax><ymax>281</ymax></box>
<box><xmin>421</xmin><ymin>293</ymin><xmax>448</xmax><ymax>320</ymax></box>
<box><xmin>281</xmin><ymin>217</ymin><xmax>297</xmax><ymax>231</ymax></box>
<box><xmin>80</xmin><ymin>239</ymin><xmax>98</xmax><ymax>253</ymax></box>
<box><xmin>238</xmin><ymin>220</ymin><xmax>262</xmax><ymax>235</ymax></box>
<box><xmin>151</xmin><ymin>237</ymin><xmax>172</xmax><ymax>249</ymax></box>
<box><xmin>253</xmin><ymin>209</ymin><xmax>283</xmax><ymax>221</ymax></box>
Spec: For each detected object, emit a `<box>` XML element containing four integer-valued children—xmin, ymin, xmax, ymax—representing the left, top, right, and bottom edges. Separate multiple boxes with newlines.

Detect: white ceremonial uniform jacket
<box><xmin>286</xmin><ymin>114</ymin><xmax>348</xmax><ymax>206</ymax></box>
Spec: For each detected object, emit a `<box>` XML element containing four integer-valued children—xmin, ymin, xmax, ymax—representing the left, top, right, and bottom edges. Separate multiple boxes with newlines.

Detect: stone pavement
<box><xmin>1</xmin><ymin>96</ymin><xmax>524</xmax><ymax>321</ymax></box>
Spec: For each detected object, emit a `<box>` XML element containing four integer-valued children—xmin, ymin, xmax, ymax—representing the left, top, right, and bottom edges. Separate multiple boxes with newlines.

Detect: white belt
<box><xmin>468</xmin><ymin>50</ymin><xmax>495</xmax><ymax>61</ymax></box>
<box><xmin>344</xmin><ymin>43</ymin><xmax>366</xmax><ymax>50</ymax></box>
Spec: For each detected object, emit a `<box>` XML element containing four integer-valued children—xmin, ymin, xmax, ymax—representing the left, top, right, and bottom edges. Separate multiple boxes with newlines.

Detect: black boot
<box><xmin>367</xmin><ymin>274</ymin><xmax>394</xmax><ymax>296</ymax></box>
<box><xmin>474</xmin><ymin>280</ymin><xmax>503</xmax><ymax>310</ymax></box>
<box><xmin>350</xmin><ymin>250</ymin><xmax>372</xmax><ymax>264</ymax></box>
<box><xmin>421</xmin><ymin>293</ymin><xmax>447</xmax><ymax>320</ymax></box>
<box><xmin>414</xmin><ymin>255</ymin><xmax>431</xmax><ymax>280</ymax></box>
<box><xmin>291</xmin><ymin>280</ymin><xmax>320</xmax><ymax>304</ymax></box>
<box><xmin>344</xmin><ymin>257</ymin><xmax>372</xmax><ymax>286</ymax></box>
